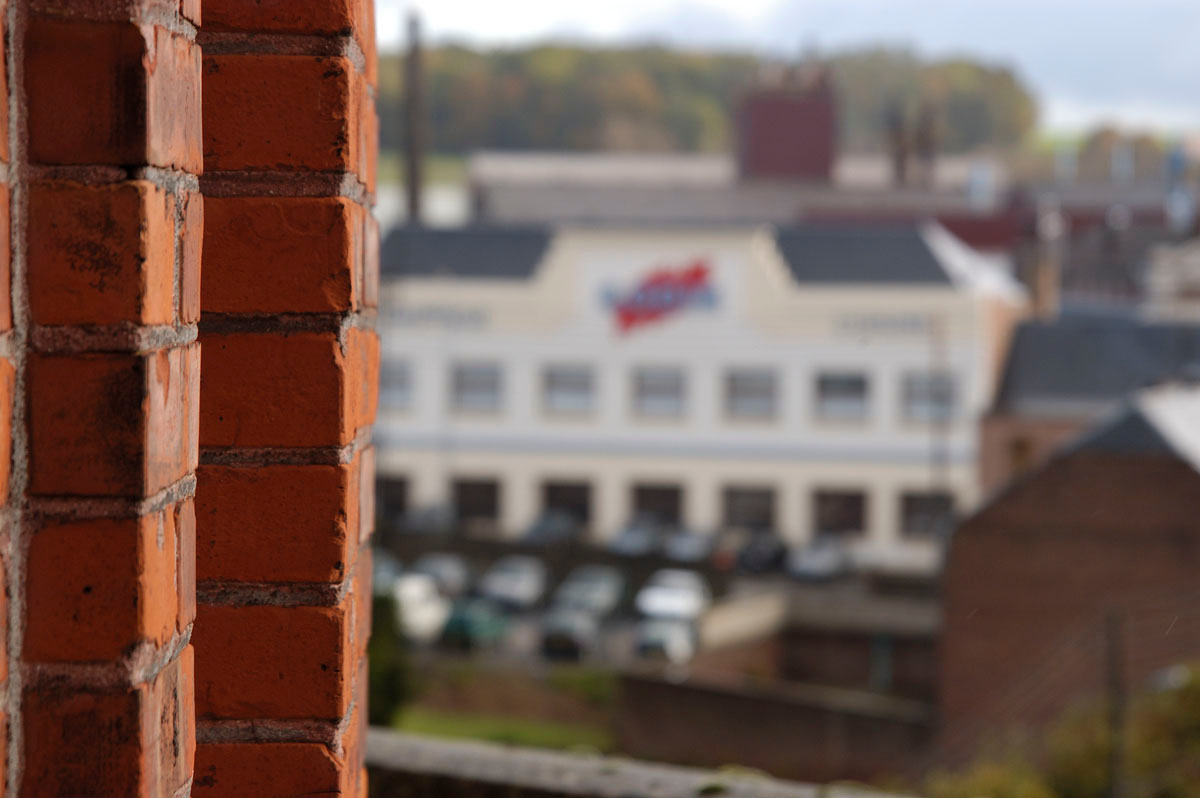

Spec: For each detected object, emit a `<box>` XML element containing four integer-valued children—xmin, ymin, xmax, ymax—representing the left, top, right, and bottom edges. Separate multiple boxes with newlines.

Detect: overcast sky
<box><xmin>375</xmin><ymin>0</ymin><xmax>1200</xmax><ymax>135</ymax></box>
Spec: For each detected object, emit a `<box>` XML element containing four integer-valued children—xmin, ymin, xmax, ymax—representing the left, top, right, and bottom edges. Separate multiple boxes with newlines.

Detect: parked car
<box><xmin>786</xmin><ymin>537</ymin><xmax>852</xmax><ymax>582</ymax></box>
<box><xmin>399</xmin><ymin>505</ymin><xmax>456</xmax><ymax>537</ymax></box>
<box><xmin>553</xmin><ymin>564</ymin><xmax>625</xmax><ymax>618</ymax></box>
<box><xmin>607</xmin><ymin>516</ymin><xmax>662</xmax><ymax>557</ymax></box>
<box><xmin>634</xmin><ymin>619</ymin><xmax>697</xmax><ymax>664</ymax></box>
<box><xmin>477</xmin><ymin>555</ymin><xmax>548</xmax><ymax>610</ymax></box>
<box><xmin>635</xmin><ymin>569</ymin><xmax>711</xmax><ymax>621</ymax></box>
<box><xmin>709</xmin><ymin>528</ymin><xmax>749</xmax><ymax>571</ymax></box>
<box><xmin>662</xmin><ymin>528</ymin><xmax>715</xmax><ymax>564</ymax></box>
<box><xmin>412</xmin><ymin>552</ymin><xmax>471</xmax><ymax>597</ymax></box>
<box><xmin>736</xmin><ymin>531</ymin><xmax>787</xmax><ymax>573</ymax></box>
<box><xmin>540</xmin><ymin>608</ymin><xmax>602</xmax><ymax>661</ymax></box>
<box><xmin>371</xmin><ymin>549</ymin><xmax>403</xmax><ymax>596</ymax></box>
<box><xmin>439</xmin><ymin>598</ymin><xmax>509</xmax><ymax>652</ymax></box>
<box><xmin>522</xmin><ymin>510</ymin><xmax>582</xmax><ymax>546</ymax></box>
<box><xmin>392</xmin><ymin>573</ymin><xmax>451</xmax><ymax>644</ymax></box>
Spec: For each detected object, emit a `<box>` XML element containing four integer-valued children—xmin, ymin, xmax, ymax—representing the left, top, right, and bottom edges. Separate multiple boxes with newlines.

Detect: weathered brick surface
<box><xmin>203</xmin><ymin>197</ymin><xmax>363</xmax><ymax>314</ymax></box>
<box><xmin>194</xmin><ymin>600</ymin><xmax>352</xmax><ymax>720</ymax></box>
<box><xmin>941</xmin><ymin>452</ymin><xmax>1200</xmax><ymax>750</ymax></box>
<box><xmin>203</xmin><ymin>54</ymin><xmax>361</xmax><ymax>174</ymax></box>
<box><xmin>195</xmin><ymin>462</ymin><xmax>357</xmax><ymax>583</ymax></box>
<box><xmin>194</xmin><ymin>742</ymin><xmax>343</xmax><ymax>797</ymax></box>
<box><xmin>12</xmin><ymin>0</ymin><xmax>204</xmax><ymax>793</ymax></box>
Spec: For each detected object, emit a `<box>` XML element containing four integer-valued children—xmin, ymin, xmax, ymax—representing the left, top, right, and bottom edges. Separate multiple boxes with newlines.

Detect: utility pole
<box><xmin>1105</xmin><ymin>610</ymin><xmax>1126</xmax><ymax>798</ymax></box>
<box><xmin>404</xmin><ymin>11</ymin><xmax>425</xmax><ymax>226</ymax></box>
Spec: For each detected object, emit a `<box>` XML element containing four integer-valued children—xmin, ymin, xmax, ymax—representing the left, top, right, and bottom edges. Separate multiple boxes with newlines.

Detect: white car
<box><xmin>634</xmin><ymin>569</ymin><xmax>711</xmax><ymax>621</ymax></box>
<box><xmin>392</xmin><ymin>573</ymin><xmax>451</xmax><ymax>644</ymax></box>
<box><xmin>477</xmin><ymin>555</ymin><xmax>547</xmax><ymax>611</ymax></box>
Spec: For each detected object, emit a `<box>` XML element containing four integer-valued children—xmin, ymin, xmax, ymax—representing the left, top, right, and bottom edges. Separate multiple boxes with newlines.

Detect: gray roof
<box><xmin>1075</xmin><ymin>408</ymin><xmax>1177</xmax><ymax>456</ymax></box>
<box><xmin>993</xmin><ymin>315</ymin><xmax>1200</xmax><ymax>418</ymax></box>
<box><xmin>775</xmin><ymin>225</ymin><xmax>950</xmax><ymax>284</ymax></box>
<box><xmin>382</xmin><ymin>223</ymin><xmax>959</xmax><ymax>285</ymax></box>
<box><xmin>381</xmin><ymin>226</ymin><xmax>551</xmax><ymax>279</ymax></box>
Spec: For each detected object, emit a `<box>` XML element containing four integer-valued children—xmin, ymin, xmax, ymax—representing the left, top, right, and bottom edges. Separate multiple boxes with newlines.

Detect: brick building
<box><xmin>0</xmin><ymin>0</ymin><xmax>380</xmax><ymax>794</ymax></box>
<box><xmin>980</xmin><ymin>313</ymin><xmax>1200</xmax><ymax>495</ymax></box>
<box><xmin>943</xmin><ymin>381</ymin><xmax>1200</xmax><ymax>753</ymax></box>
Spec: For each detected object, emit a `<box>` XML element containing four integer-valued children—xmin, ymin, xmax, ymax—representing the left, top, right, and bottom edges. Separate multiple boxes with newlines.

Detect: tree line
<box><xmin>377</xmin><ymin>44</ymin><xmax>1039</xmax><ymax>157</ymax></box>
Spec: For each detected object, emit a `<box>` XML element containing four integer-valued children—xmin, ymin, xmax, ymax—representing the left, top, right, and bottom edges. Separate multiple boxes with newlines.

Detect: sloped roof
<box><xmin>773</xmin><ymin>225</ymin><xmax>951</xmax><ymax>285</ymax></box>
<box><xmin>993</xmin><ymin>315</ymin><xmax>1200</xmax><ymax>418</ymax></box>
<box><xmin>381</xmin><ymin>226</ymin><xmax>551</xmax><ymax>279</ymax></box>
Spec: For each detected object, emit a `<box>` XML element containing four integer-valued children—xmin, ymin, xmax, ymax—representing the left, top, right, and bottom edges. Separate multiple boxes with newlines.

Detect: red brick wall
<box><xmin>7</xmin><ymin>0</ymin><xmax>202</xmax><ymax>793</ymax></box>
<box><xmin>737</xmin><ymin>85</ymin><xmax>836</xmax><ymax>183</ymax></box>
<box><xmin>941</xmin><ymin>452</ymin><xmax>1200</xmax><ymax>755</ymax></box>
<box><xmin>0</xmin><ymin>0</ymin><xmax>378</xmax><ymax>793</ymax></box>
<box><xmin>191</xmin><ymin>1</ymin><xmax>378</xmax><ymax>795</ymax></box>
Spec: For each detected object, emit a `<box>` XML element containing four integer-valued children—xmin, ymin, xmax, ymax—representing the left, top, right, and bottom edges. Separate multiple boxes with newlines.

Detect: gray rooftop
<box><xmin>775</xmin><ymin>225</ymin><xmax>950</xmax><ymax>285</ymax></box>
<box><xmin>381</xmin><ymin>226</ymin><xmax>552</xmax><ymax>279</ymax></box>
<box><xmin>993</xmin><ymin>315</ymin><xmax>1200</xmax><ymax>418</ymax></box>
<box><xmin>382</xmin><ymin>223</ymin><xmax>961</xmax><ymax>286</ymax></box>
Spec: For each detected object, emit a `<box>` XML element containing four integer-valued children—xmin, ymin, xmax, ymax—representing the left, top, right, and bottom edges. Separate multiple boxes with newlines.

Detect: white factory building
<box><xmin>376</xmin><ymin>222</ymin><xmax>1025</xmax><ymax>570</ymax></box>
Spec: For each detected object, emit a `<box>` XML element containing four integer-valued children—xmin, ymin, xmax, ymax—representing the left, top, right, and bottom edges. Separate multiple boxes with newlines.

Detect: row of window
<box><xmin>383</xmin><ymin>362</ymin><xmax>958</xmax><ymax>423</ymax></box>
<box><xmin>379</xmin><ymin>477</ymin><xmax>957</xmax><ymax>539</ymax></box>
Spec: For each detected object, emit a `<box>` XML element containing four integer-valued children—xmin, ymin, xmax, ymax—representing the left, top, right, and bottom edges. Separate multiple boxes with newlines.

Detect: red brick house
<box><xmin>942</xmin><ymin>381</ymin><xmax>1200</xmax><ymax>756</ymax></box>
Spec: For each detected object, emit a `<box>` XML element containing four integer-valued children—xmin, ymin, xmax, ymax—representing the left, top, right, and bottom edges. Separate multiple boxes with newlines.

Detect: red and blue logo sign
<box><xmin>603</xmin><ymin>259</ymin><xmax>718</xmax><ymax>334</ymax></box>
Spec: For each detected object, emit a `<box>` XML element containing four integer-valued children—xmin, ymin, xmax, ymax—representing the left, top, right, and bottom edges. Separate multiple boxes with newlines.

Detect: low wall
<box><xmin>366</xmin><ymin>728</ymin><xmax>904</xmax><ymax>798</ymax></box>
<box><xmin>617</xmin><ymin>670</ymin><xmax>933</xmax><ymax>784</ymax></box>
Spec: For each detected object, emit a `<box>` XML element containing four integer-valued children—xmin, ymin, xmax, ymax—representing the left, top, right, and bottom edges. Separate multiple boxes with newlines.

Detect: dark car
<box><xmin>607</xmin><ymin>516</ymin><xmax>663</xmax><ymax>557</ymax></box>
<box><xmin>553</xmin><ymin>564</ymin><xmax>625</xmax><ymax>618</ymax></box>
<box><xmin>540</xmin><ymin>608</ymin><xmax>601</xmax><ymax>661</ymax></box>
<box><xmin>439</xmin><ymin>598</ymin><xmax>510</xmax><ymax>652</ymax></box>
<box><xmin>736</xmin><ymin>531</ymin><xmax>787</xmax><ymax>573</ymax></box>
<box><xmin>662</xmin><ymin>528</ymin><xmax>716</xmax><ymax>564</ymax></box>
<box><xmin>399</xmin><ymin>505</ymin><xmax>457</xmax><ymax>537</ymax></box>
<box><xmin>522</xmin><ymin>510</ymin><xmax>583</xmax><ymax>546</ymax></box>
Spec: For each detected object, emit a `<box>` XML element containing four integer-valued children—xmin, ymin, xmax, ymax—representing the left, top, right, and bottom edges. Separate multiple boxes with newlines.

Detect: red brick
<box><xmin>358</xmin><ymin>73</ymin><xmax>377</xmax><ymax>195</ymax></box>
<box><xmin>180</xmin><ymin>189</ymin><xmax>203</xmax><ymax>323</ymax></box>
<box><xmin>194</xmin><ymin>742</ymin><xmax>342</xmax><ymax>797</ymax></box>
<box><xmin>357</xmin><ymin>446</ymin><xmax>375</xmax><ymax>544</ymax></box>
<box><xmin>29</xmin><ymin>344</ymin><xmax>198</xmax><ymax>496</ymax></box>
<box><xmin>194</xmin><ymin>601</ymin><xmax>351</xmax><ymax>720</ymax></box>
<box><xmin>195</xmin><ymin>463</ymin><xmax>354</xmax><ymax>583</ymax></box>
<box><xmin>26</xmin><ymin>20</ymin><xmax>200</xmax><ymax>170</ymax></box>
<box><xmin>176</xmin><ymin>498</ymin><xmax>197</xmax><ymax>633</ymax></box>
<box><xmin>203</xmin><ymin>197</ymin><xmax>360</xmax><ymax>314</ymax></box>
<box><xmin>29</xmin><ymin>181</ymin><xmax>174</xmax><ymax>326</ymax></box>
<box><xmin>23</xmin><ymin>683</ymin><xmax>143</xmax><ymax>795</ymax></box>
<box><xmin>351</xmin><ymin>547</ymin><xmax>371</xmax><ymax>658</ymax></box>
<box><xmin>361</xmin><ymin>206</ymin><xmax>379</xmax><ymax>309</ymax></box>
<box><xmin>0</xmin><ymin>187</ymin><xmax>10</xmax><ymax>330</ymax></box>
<box><xmin>145</xmin><ymin>24</ymin><xmax>202</xmax><ymax>172</ymax></box>
<box><xmin>0</xmin><ymin>359</ymin><xmax>12</xmax><ymax>503</ymax></box>
<box><xmin>0</xmin><ymin>4</ymin><xmax>7</xmax><ymax>164</ymax></box>
<box><xmin>180</xmin><ymin>0</ymin><xmax>200</xmax><ymax>26</ymax></box>
<box><xmin>344</xmin><ymin>326</ymin><xmax>380</xmax><ymax>436</ymax></box>
<box><xmin>23</xmin><ymin>652</ymin><xmax>193</xmax><ymax>797</ymax></box>
<box><xmin>26</xmin><ymin>18</ymin><xmax>144</xmax><ymax>164</ymax></box>
<box><xmin>203</xmin><ymin>54</ymin><xmax>359</xmax><ymax>174</ymax></box>
<box><xmin>200</xmin><ymin>331</ymin><xmax>351</xmax><ymax>448</ymax></box>
<box><xmin>202</xmin><ymin>0</ymin><xmax>356</xmax><ymax>35</ymax></box>
<box><xmin>25</xmin><ymin>509</ymin><xmax>179</xmax><ymax>663</ymax></box>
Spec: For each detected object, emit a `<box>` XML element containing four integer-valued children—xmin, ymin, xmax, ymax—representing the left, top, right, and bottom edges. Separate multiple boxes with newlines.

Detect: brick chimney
<box><xmin>737</xmin><ymin>66</ymin><xmax>837</xmax><ymax>183</ymax></box>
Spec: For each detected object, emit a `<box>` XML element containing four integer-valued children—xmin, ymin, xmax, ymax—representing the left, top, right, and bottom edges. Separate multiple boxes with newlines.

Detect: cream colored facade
<box><xmin>377</xmin><ymin>224</ymin><xmax>1025</xmax><ymax>569</ymax></box>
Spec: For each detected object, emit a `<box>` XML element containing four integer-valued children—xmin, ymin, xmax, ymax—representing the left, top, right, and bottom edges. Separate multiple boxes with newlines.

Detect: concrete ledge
<box><xmin>367</xmin><ymin>728</ymin><xmax>900</xmax><ymax>798</ymax></box>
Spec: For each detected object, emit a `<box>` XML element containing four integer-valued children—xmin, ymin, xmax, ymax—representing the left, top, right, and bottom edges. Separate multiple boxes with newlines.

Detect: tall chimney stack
<box><xmin>405</xmin><ymin>12</ymin><xmax>425</xmax><ymax>226</ymax></box>
<box><xmin>1029</xmin><ymin>203</ymin><xmax>1065</xmax><ymax>320</ymax></box>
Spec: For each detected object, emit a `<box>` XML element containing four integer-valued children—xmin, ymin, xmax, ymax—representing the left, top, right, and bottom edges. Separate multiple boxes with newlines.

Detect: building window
<box><xmin>722</xmin><ymin>487</ymin><xmax>776</xmax><ymax>532</ymax></box>
<box><xmin>726</xmin><ymin>368</ymin><xmax>777</xmax><ymax>420</ymax></box>
<box><xmin>633</xmin><ymin>367</ymin><xmax>685</xmax><ymax>418</ymax></box>
<box><xmin>813</xmin><ymin>490</ymin><xmax>867</xmax><ymax>536</ymax></box>
<box><xmin>453</xmin><ymin>479</ymin><xmax>500</xmax><ymax>535</ymax></box>
<box><xmin>451</xmin><ymin>362</ymin><xmax>502</xmax><ymax>413</ymax></box>
<box><xmin>815</xmin><ymin>372</ymin><xmax>869</xmax><ymax>421</ymax></box>
<box><xmin>902</xmin><ymin>371</ymin><xmax>956</xmax><ymax>423</ymax></box>
<box><xmin>543</xmin><ymin>364</ymin><xmax>594</xmax><ymax>415</ymax></box>
<box><xmin>900</xmin><ymin>491</ymin><xmax>956</xmax><ymax>537</ymax></box>
<box><xmin>632</xmin><ymin>483</ymin><xmax>683</xmax><ymax>526</ymax></box>
<box><xmin>381</xmin><ymin>360</ymin><xmax>412</xmax><ymax>410</ymax></box>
